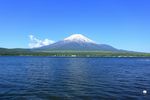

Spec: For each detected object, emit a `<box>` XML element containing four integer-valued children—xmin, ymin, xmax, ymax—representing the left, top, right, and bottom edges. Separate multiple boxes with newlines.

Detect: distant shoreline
<box><xmin>1</xmin><ymin>55</ymin><xmax>150</xmax><ymax>58</ymax></box>
<box><xmin>1</xmin><ymin>48</ymin><xmax>150</xmax><ymax>57</ymax></box>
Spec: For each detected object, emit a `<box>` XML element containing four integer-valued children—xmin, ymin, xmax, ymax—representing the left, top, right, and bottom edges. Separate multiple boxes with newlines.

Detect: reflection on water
<box><xmin>0</xmin><ymin>57</ymin><xmax>150</xmax><ymax>99</ymax></box>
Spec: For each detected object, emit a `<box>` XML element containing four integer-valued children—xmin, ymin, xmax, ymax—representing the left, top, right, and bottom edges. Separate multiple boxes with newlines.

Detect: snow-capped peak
<box><xmin>64</xmin><ymin>34</ymin><xmax>95</xmax><ymax>43</ymax></box>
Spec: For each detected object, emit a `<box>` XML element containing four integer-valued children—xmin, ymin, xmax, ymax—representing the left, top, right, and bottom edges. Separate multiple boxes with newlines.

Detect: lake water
<box><xmin>0</xmin><ymin>56</ymin><xmax>150</xmax><ymax>100</ymax></box>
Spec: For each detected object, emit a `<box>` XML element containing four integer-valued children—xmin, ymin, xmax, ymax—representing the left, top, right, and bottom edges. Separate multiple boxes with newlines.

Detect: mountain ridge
<box><xmin>36</xmin><ymin>34</ymin><xmax>119</xmax><ymax>51</ymax></box>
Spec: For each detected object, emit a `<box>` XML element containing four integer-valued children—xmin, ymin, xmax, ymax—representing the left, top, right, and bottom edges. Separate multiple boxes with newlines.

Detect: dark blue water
<box><xmin>0</xmin><ymin>56</ymin><xmax>150</xmax><ymax>100</ymax></box>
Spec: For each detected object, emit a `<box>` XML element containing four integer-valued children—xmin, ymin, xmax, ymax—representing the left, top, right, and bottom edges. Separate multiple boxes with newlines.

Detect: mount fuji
<box><xmin>36</xmin><ymin>34</ymin><xmax>119</xmax><ymax>51</ymax></box>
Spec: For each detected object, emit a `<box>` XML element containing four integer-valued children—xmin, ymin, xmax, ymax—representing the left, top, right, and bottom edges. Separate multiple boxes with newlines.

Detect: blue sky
<box><xmin>0</xmin><ymin>0</ymin><xmax>150</xmax><ymax>52</ymax></box>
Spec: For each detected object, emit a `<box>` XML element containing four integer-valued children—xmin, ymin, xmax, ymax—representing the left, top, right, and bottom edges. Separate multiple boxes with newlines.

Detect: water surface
<box><xmin>0</xmin><ymin>56</ymin><xmax>150</xmax><ymax>100</ymax></box>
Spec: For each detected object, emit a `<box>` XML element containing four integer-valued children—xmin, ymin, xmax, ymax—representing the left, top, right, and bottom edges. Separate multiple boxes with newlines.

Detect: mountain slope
<box><xmin>36</xmin><ymin>34</ymin><xmax>118</xmax><ymax>51</ymax></box>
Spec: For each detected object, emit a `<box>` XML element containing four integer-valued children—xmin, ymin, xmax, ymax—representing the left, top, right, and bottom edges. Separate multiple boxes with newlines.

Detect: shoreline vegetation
<box><xmin>0</xmin><ymin>48</ymin><xmax>150</xmax><ymax>57</ymax></box>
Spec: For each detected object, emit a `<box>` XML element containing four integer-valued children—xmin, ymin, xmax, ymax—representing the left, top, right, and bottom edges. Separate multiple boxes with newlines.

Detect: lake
<box><xmin>0</xmin><ymin>56</ymin><xmax>150</xmax><ymax>100</ymax></box>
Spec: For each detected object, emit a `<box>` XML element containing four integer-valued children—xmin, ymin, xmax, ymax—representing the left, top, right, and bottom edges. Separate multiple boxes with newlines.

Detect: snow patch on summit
<box><xmin>64</xmin><ymin>34</ymin><xmax>95</xmax><ymax>43</ymax></box>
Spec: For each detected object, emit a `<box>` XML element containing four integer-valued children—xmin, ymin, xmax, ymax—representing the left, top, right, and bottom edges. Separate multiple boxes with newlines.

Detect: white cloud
<box><xmin>28</xmin><ymin>35</ymin><xmax>54</xmax><ymax>48</ymax></box>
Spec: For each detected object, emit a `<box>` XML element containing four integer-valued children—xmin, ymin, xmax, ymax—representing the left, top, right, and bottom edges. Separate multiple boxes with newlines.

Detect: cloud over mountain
<box><xmin>28</xmin><ymin>35</ymin><xmax>54</xmax><ymax>48</ymax></box>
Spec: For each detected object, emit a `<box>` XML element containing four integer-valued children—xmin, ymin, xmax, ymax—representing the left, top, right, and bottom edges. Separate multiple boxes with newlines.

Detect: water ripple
<box><xmin>0</xmin><ymin>57</ymin><xmax>150</xmax><ymax>99</ymax></box>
